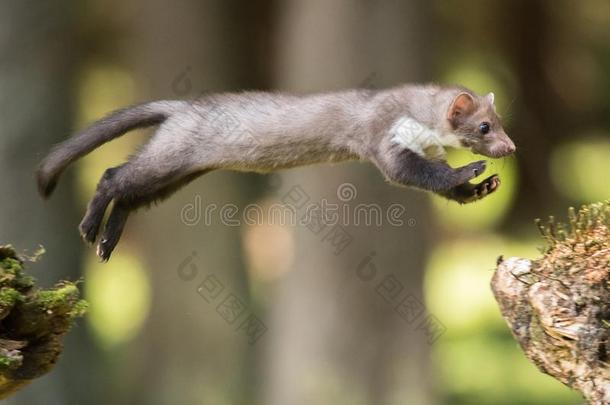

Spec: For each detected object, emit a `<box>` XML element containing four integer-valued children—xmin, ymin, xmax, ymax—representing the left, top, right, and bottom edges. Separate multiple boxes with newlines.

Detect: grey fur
<box><xmin>37</xmin><ymin>101</ymin><xmax>181</xmax><ymax>197</ymax></box>
<box><xmin>36</xmin><ymin>83</ymin><xmax>515</xmax><ymax>260</ymax></box>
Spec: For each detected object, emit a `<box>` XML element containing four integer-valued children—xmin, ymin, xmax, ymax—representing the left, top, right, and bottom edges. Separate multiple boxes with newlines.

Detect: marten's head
<box><xmin>446</xmin><ymin>91</ymin><xmax>515</xmax><ymax>158</ymax></box>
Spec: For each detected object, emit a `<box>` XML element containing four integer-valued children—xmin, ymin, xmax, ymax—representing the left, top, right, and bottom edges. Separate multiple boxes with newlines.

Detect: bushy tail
<box><xmin>37</xmin><ymin>101</ymin><xmax>179</xmax><ymax>198</ymax></box>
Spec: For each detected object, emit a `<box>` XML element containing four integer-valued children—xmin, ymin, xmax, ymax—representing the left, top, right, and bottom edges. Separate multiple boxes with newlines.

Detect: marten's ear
<box><xmin>486</xmin><ymin>92</ymin><xmax>495</xmax><ymax>105</ymax></box>
<box><xmin>447</xmin><ymin>92</ymin><xmax>476</xmax><ymax>121</ymax></box>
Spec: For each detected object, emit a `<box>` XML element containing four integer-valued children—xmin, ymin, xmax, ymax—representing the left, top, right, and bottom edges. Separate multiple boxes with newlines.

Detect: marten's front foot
<box><xmin>442</xmin><ymin>174</ymin><xmax>500</xmax><ymax>204</ymax></box>
<box><xmin>456</xmin><ymin>160</ymin><xmax>487</xmax><ymax>184</ymax></box>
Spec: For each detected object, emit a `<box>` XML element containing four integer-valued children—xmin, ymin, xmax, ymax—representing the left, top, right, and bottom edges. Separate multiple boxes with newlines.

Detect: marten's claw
<box><xmin>96</xmin><ymin>239</ymin><xmax>113</xmax><ymax>262</ymax></box>
<box><xmin>442</xmin><ymin>174</ymin><xmax>501</xmax><ymax>204</ymax></box>
<box><xmin>458</xmin><ymin>160</ymin><xmax>487</xmax><ymax>183</ymax></box>
<box><xmin>473</xmin><ymin>174</ymin><xmax>500</xmax><ymax>199</ymax></box>
<box><xmin>472</xmin><ymin>160</ymin><xmax>487</xmax><ymax>177</ymax></box>
<box><xmin>79</xmin><ymin>219</ymin><xmax>99</xmax><ymax>245</ymax></box>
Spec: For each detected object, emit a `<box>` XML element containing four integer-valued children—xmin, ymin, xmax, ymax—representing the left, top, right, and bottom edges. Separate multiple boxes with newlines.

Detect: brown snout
<box><xmin>496</xmin><ymin>131</ymin><xmax>516</xmax><ymax>155</ymax></box>
<box><xmin>473</xmin><ymin>132</ymin><xmax>516</xmax><ymax>158</ymax></box>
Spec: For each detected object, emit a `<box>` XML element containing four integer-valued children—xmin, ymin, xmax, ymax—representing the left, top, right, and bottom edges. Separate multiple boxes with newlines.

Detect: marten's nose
<box><xmin>489</xmin><ymin>137</ymin><xmax>516</xmax><ymax>157</ymax></box>
<box><xmin>497</xmin><ymin>132</ymin><xmax>516</xmax><ymax>155</ymax></box>
<box><xmin>505</xmin><ymin>139</ymin><xmax>516</xmax><ymax>154</ymax></box>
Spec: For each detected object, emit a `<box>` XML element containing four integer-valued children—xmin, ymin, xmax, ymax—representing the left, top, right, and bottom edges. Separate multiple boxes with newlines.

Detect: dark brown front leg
<box><xmin>440</xmin><ymin>174</ymin><xmax>501</xmax><ymax>204</ymax></box>
<box><xmin>379</xmin><ymin>148</ymin><xmax>488</xmax><ymax>193</ymax></box>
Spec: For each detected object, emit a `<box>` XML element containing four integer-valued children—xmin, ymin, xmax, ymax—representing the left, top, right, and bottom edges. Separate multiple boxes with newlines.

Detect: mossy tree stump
<box><xmin>0</xmin><ymin>245</ymin><xmax>87</xmax><ymax>399</ymax></box>
<box><xmin>492</xmin><ymin>202</ymin><xmax>610</xmax><ymax>404</ymax></box>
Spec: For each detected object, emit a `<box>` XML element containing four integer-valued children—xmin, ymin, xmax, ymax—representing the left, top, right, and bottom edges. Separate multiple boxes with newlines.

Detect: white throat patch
<box><xmin>389</xmin><ymin>116</ymin><xmax>462</xmax><ymax>158</ymax></box>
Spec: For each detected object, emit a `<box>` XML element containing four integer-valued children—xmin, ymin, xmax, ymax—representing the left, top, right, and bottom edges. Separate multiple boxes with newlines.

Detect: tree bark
<box><xmin>491</xmin><ymin>202</ymin><xmax>610</xmax><ymax>405</ymax></box>
<box><xmin>0</xmin><ymin>246</ymin><xmax>87</xmax><ymax>401</ymax></box>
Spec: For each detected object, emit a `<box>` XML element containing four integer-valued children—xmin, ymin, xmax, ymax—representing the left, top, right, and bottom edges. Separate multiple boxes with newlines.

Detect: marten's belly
<box><xmin>222</xmin><ymin>142</ymin><xmax>359</xmax><ymax>172</ymax></box>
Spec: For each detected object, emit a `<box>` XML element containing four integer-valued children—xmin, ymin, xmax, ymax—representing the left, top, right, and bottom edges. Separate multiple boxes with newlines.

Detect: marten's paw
<box><xmin>445</xmin><ymin>174</ymin><xmax>500</xmax><ymax>204</ymax></box>
<box><xmin>471</xmin><ymin>174</ymin><xmax>500</xmax><ymax>201</ymax></box>
<box><xmin>458</xmin><ymin>160</ymin><xmax>487</xmax><ymax>183</ymax></box>
<box><xmin>459</xmin><ymin>174</ymin><xmax>500</xmax><ymax>203</ymax></box>
<box><xmin>79</xmin><ymin>217</ymin><xmax>101</xmax><ymax>245</ymax></box>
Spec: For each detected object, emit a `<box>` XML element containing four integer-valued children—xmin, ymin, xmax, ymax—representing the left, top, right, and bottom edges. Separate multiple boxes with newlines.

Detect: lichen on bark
<box><xmin>0</xmin><ymin>245</ymin><xmax>87</xmax><ymax>399</ymax></box>
<box><xmin>491</xmin><ymin>201</ymin><xmax>610</xmax><ymax>405</ymax></box>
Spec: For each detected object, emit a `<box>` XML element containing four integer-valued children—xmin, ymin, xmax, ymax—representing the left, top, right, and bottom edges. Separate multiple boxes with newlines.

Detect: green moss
<box><xmin>0</xmin><ymin>288</ymin><xmax>22</xmax><ymax>321</ymax></box>
<box><xmin>35</xmin><ymin>284</ymin><xmax>80</xmax><ymax>312</ymax></box>
<box><xmin>31</xmin><ymin>283</ymin><xmax>88</xmax><ymax>323</ymax></box>
<box><xmin>68</xmin><ymin>299</ymin><xmax>88</xmax><ymax>318</ymax></box>
<box><xmin>534</xmin><ymin>201</ymin><xmax>610</xmax><ymax>283</ymax></box>
<box><xmin>0</xmin><ymin>258</ymin><xmax>21</xmax><ymax>274</ymax></box>
<box><xmin>535</xmin><ymin>200</ymin><xmax>610</xmax><ymax>247</ymax></box>
<box><xmin>0</xmin><ymin>244</ymin><xmax>88</xmax><ymax>391</ymax></box>
<box><xmin>0</xmin><ymin>352</ymin><xmax>21</xmax><ymax>371</ymax></box>
<box><xmin>0</xmin><ymin>288</ymin><xmax>21</xmax><ymax>307</ymax></box>
<box><xmin>0</xmin><ymin>247</ymin><xmax>34</xmax><ymax>291</ymax></box>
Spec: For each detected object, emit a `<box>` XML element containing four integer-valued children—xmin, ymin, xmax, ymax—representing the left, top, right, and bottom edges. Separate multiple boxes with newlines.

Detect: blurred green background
<box><xmin>1</xmin><ymin>0</ymin><xmax>609</xmax><ymax>404</ymax></box>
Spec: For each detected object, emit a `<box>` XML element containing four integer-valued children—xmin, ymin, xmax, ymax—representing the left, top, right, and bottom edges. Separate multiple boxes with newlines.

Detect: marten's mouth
<box><xmin>473</xmin><ymin>142</ymin><xmax>516</xmax><ymax>159</ymax></box>
<box><xmin>481</xmin><ymin>150</ymin><xmax>515</xmax><ymax>158</ymax></box>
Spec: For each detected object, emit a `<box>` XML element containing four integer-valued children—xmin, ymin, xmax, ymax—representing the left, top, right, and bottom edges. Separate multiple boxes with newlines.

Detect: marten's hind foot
<box><xmin>79</xmin><ymin>167</ymin><xmax>119</xmax><ymax>244</ymax></box>
<box><xmin>96</xmin><ymin>203</ymin><xmax>130</xmax><ymax>262</ymax></box>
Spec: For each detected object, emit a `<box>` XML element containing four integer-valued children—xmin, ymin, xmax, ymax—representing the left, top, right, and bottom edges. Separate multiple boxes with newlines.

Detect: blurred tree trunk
<box><xmin>496</xmin><ymin>0</ymin><xmax>573</xmax><ymax>222</ymax></box>
<box><xmin>0</xmin><ymin>1</ymin><xmax>105</xmax><ymax>405</ymax></box>
<box><xmin>116</xmin><ymin>1</ymin><xmax>273</xmax><ymax>404</ymax></box>
<box><xmin>265</xmin><ymin>1</ymin><xmax>437</xmax><ymax>404</ymax></box>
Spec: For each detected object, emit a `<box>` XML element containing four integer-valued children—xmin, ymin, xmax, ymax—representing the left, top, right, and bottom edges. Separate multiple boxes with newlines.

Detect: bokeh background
<box><xmin>1</xmin><ymin>0</ymin><xmax>609</xmax><ymax>404</ymax></box>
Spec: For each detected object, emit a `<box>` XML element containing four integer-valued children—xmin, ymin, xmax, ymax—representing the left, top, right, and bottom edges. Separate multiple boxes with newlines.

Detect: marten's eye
<box><xmin>479</xmin><ymin>122</ymin><xmax>490</xmax><ymax>135</ymax></box>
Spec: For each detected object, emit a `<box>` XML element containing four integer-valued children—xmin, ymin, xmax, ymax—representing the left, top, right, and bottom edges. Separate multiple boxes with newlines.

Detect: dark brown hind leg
<box><xmin>97</xmin><ymin>202</ymin><xmax>130</xmax><ymax>261</ymax></box>
<box><xmin>79</xmin><ymin>166</ymin><xmax>123</xmax><ymax>244</ymax></box>
<box><xmin>95</xmin><ymin>168</ymin><xmax>212</xmax><ymax>261</ymax></box>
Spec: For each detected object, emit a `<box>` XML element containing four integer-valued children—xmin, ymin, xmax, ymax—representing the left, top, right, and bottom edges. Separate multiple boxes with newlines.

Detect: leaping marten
<box><xmin>37</xmin><ymin>84</ymin><xmax>516</xmax><ymax>261</ymax></box>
